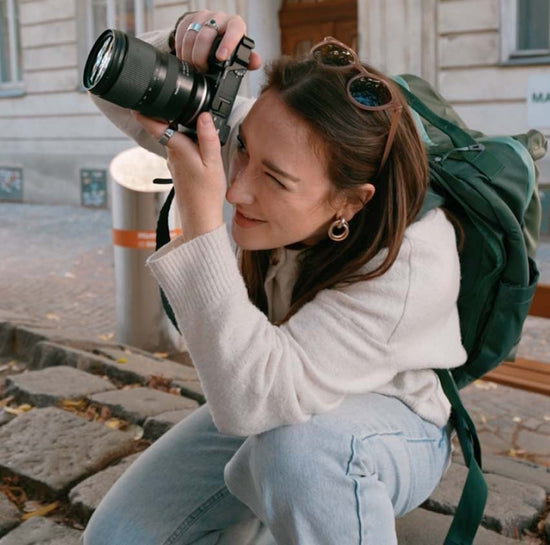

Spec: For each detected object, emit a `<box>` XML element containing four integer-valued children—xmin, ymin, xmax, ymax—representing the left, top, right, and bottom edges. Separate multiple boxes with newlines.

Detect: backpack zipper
<box><xmin>433</xmin><ymin>143</ymin><xmax>485</xmax><ymax>163</ymax></box>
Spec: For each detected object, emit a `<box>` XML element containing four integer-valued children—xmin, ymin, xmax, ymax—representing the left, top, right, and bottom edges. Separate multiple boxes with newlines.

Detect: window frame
<box><xmin>501</xmin><ymin>0</ymin><xmax>550</xmax><ymax>65</ymax></box>
<box><xmin>0</xmin><ymin>0</ymin><xmax>23</xmax><ymax>97</ymax></box>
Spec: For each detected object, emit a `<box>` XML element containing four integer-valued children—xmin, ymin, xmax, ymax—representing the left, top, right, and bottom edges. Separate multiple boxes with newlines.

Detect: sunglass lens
<box><xmin>349</xmin><ymin>77</ymin><xmax>393</xmax><ymax>107</ymax></box>
<box><xmin>313</xmin><ymin>43</ymin><xmax>354</xmax><ymax>67</ymax></box>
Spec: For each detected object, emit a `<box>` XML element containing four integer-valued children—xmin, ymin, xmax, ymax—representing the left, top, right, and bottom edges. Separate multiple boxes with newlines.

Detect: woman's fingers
<box><xmin>174</xmin><ymin>11</ymin><xmax>260</xmax><ymax>72</ymax></box>
<box><xmin>131</xmin><ymin>112</ymin><xmax>197</xmax><ymax>157</ymax></box>
<box><xmin>174</xmin><ymin>12</ymin><xmax>199</xmax><ymax>58</ymax></box>
<box><xmin>131</xmin><ymin>111</ymin><xmax>221</xmax><ymax>170</ymax></box>
<box><xmin>180</xmin><ymin>11</ymin><xmax>214</xmax><ymax>64</ymax></box>
<box><xmin>190</xmin><ymin>12</ymin><xmax>229</xmax><ymax>70</ymax></box>
<box><xmin>214</xmin><ymin>14</ymin><xmax>247</xmax><ymax>61</ymax></box>
<box><xmin>195</xmin><ymin>113</ymin><xmax>222</xmax><ymax>167</ymax></box>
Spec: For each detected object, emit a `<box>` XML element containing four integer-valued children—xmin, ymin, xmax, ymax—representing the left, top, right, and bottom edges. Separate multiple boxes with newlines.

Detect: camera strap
<box><xmin>154</xmin><ymin>184</ymin><xmax>181</xmax><ymax>333</ymax></box>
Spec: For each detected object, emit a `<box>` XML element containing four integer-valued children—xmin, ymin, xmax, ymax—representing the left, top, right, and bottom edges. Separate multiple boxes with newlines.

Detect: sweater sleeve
<box><xmin>147</xmin><ymin>210</ymin><xmax>466</xmax><ymax>436</ymax></box>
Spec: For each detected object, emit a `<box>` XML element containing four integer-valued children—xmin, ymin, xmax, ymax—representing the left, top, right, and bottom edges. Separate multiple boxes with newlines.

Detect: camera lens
<box><xmin>88</xmin><ymin>33</ymin><xmax>115</xmax><ymax>87</ymax></box>
<box><xmin>83</xmin><ymin>29</ymin><xmax>213</xmax><ymax>127</ymax></box>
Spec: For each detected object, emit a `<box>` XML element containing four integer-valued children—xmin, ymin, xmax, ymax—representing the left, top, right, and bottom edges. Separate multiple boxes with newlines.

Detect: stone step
<box><xmin>453</xmin><ymin>450</ymin><xmax>550</xmax><ymax>493</ymax></box>
<box><xmin>3</xmin><ymin>366</ymin><xmax>115</xmax><ymax>407</ymax></box>
<box><xmin>88</xmin><ymin>387</ymin><xmax>199</xmax><ymax>425</ymax></box>
<box><xmin>0</xmin><ymin>517</ymin><xmax>81</xmax><ymax>545</ymax></box>
<box><xmin>69</xmin><ymin>452</ymin><xmax>142</xmax><ymax>523</ymax></box>
<box><xmin>0</xmin><ymin>407</ymin><xmax>137</xmax><ymax>498</ymax></box>
<box><xmin>396</xmin><ymin>508</ymin><xmax>524</xmax><ymax>544</ymax></box>
<box><xmin>424</xmin><ymin>462</ymin><xmax>547</xmax><ymax>538</ymax></box>
<box><xmin>143</xmin><ymin>408</ymin><xmax>197</xmax><ymax>441</ymax></box>
<box><xmin>31</xmin><ymin>342</ymin><xmax>205</xmax><ymax>403</ymax></box>
<box><xmin>0</xmin><ymin>495</ymin><xmax>19</xmax><ymax>538</ymax></box>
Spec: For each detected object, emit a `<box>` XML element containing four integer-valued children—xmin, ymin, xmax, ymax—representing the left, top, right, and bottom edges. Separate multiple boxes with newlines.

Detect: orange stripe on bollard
<box><xmin>112</xmin><ymin>229</ymin><xmax>182</xmax><ymax>249</ymax></box>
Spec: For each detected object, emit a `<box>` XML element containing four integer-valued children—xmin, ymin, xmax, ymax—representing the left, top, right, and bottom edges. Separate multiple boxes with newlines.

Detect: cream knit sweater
<box><xmin>91</xmin><ymin>29</ymin><xmax>467</xmax><ymax>437</ymax></box>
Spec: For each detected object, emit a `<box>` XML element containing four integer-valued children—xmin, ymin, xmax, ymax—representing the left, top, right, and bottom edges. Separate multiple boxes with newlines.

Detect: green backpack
<box><xmin>394</xmin><ymin>74</ymin><xmax>546</xmax><ymax>545</ymax></box>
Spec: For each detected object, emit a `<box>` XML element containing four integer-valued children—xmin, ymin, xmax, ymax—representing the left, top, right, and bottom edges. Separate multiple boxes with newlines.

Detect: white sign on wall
<box><xmin>527</xmin><ymin>74</ymin><xmax>550</xmax><ymax>129</ymax></box>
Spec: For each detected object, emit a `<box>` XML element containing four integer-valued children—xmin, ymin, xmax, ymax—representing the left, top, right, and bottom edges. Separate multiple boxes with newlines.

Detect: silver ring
<box><xmin>203</xmin><ymin>19</ymin><xmax>220</xmax><ymax>32</ymax></box>
<box><xmin>158</xmin><ymin>127</ymin><xmax>175</xmax><ymax>146</ymax></box>
<box><xmin>186</xmin><ymin>22</ymin><xmax>202</xmax><ymax>33</ymax></box>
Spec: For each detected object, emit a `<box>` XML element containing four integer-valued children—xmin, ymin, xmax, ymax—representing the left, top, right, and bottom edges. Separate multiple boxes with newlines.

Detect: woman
<box><xmin>83</xmin><ymin>10</ymin><xmax>465</xmax><ymax>545</ymax></box>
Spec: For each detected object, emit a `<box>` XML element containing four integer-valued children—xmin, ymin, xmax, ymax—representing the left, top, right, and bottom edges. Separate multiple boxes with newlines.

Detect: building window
<box><xmin>78</xmin><ymin>0</ymin><xmax>151</xmax><ymax>84</ymax></box>
<box><xmin>0</xmin><ymin>0</ymin><xmax>23</xmax><ymax>95</ymax></box>
<box><xmin>501</xmin><ymin>0</ymin><xmax>550</xmax><ymax>64</ymax></box>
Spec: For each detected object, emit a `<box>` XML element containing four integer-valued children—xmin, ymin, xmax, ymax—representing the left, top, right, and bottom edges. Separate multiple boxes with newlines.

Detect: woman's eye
<box><xmin>266</xmin><ymin>173</ymin><xmax>286</xmax><ymax>189</ymax></box>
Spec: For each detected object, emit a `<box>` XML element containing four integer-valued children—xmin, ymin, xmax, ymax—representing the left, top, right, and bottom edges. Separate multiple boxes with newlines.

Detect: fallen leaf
<box><xmin>0</xmin><ymin>396</ymin><xmax>15</xmax><ymax>407</ymax></box>
<box><xmin>22</xmin><ymin>500</ymin><xmax>43</xmax><ymax>513</ymax></box>
<box><xmin>3</xmin><ymin>406</ymin><xmax>25</xmax><ymax>416</ymax></box>
<box><xmin>45</xmin><ymin>313</ymin><xmax>60</xmax><ymax>321</ymax></box>
<box><xmin>124</xmin><ymin>424</ymin><xmax>144</xmax><ymax>440</ymax></box>
<box><xmin>105</xmin><ymin>418</ymin><xmax>123</xmax><ymax>430</ymax></box>
<box><xmin>18</xmin><ymin>404</ymin><xmax>32</xmax><ymax>412</ymax></box>
<box><xmin>154</xmin><ymin>352</ymin><xmax>169</xmax><ymax>359</ymax></box>
<box><xmin>98</xmin><ymin>333</ymin><xmax>114</xmax><ymax>341</ymax></box>
<box><xmin>21</xmin><ymin>501</ymin><xmax>60</xmax><ymax>521</ymax></box>
<box><xmin>116</xmin><ymin>358</ymin><xmax>127</xmax><ymax>364</ymax></box>
<box><xmin>60</xmin><ymin>399</ymin><xmax>87</xmax><ymax>409</ymax></box>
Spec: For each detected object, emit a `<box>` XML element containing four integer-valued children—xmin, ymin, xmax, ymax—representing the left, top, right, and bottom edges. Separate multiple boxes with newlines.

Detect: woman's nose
<box><xmin>226</xmin><ymin>170</ymin><xmax>255</xmax><ymax>206</ymax></box>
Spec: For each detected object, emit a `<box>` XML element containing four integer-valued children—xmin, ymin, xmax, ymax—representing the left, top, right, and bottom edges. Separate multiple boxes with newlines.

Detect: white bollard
<box><xmin>110</xmin><ymin>146</ymin><xmax>184</xmax><ymax>353</ymax></box>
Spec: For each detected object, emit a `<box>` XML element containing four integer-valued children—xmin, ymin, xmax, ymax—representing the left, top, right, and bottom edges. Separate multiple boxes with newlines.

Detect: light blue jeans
<box><xmin>82</xmin><ymin>393</ymin><xmax>452</xmax><ymax>545</ymax></box>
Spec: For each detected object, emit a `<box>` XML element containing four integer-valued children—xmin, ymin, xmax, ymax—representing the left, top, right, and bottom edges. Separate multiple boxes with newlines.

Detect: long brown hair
<box><xmin>240</xmin><ymin>56</ymin><xmax>429</xmax><ymax>323</ymax></box>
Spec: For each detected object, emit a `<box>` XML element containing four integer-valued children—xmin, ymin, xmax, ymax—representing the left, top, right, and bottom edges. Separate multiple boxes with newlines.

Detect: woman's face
<box><xmin>226</xmin><ymin>90</ymin><xmax>342</xmax><ymax>250</ymax></box>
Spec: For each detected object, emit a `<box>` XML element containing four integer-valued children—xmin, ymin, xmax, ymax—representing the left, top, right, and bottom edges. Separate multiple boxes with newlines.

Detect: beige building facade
<box><xmin>1</xmin><ymin>0</ymin><xmax>549</xmax><ymax>233</ymax></box>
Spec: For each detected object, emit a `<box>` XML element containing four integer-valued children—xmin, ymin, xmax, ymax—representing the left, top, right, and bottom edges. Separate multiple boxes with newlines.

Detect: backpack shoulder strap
<box><xmin>435</xmin><ymin>369</ymin><xmax>489</xmax><ymax>545</ymax></box>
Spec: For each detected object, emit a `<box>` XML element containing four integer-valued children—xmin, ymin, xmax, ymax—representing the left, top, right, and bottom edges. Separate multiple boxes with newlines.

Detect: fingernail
<box><xmin>217</xmin><ymin>47</ymin><xmax>229</xmax><ymax>60</ymax></box>
<box><xmin>200</xmin><ymin>113</ymin><xmax>212</xmax><ymax>125</ymax></box>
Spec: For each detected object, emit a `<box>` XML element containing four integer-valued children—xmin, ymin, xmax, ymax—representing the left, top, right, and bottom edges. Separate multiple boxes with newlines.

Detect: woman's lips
<box><xmin>234</xmin><ymin>209</ymin><xmax>266</xmax><ymax>228</ymax></box>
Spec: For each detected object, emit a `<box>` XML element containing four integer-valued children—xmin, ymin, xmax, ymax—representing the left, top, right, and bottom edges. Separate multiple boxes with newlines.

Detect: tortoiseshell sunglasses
<box><xmin>310</xmin><ymin>37</ymin><xmax>403</xmax><ymax>176</ymax></box>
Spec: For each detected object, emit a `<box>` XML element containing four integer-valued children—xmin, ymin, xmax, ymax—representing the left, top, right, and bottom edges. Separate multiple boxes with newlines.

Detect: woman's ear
<box><xmin>338</xmin><ymin>183</ymin><xmax>376</xmax><ymax>221</ymax></box>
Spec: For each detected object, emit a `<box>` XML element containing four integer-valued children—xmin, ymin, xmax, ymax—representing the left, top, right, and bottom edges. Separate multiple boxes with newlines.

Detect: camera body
<box><xmin>83</xmin><ymin>29</ymin><xmax>255</xmax><ymax>145</ymax></box>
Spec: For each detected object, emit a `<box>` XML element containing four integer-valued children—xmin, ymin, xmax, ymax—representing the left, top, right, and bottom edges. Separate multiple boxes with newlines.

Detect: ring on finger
<box><xmin>186</xmin><ymin>22</ymin><xmax>202</xmax><ymax>33</ymax></box>
<box><xmin>203</xmin><ymin>18</ymin><xmax>220</xmax><ymax>33</ymax></box>
<box><xmin>158</xmin><ymin>127</ymin><xmax>175</xmax><ymax>146</ymax></box>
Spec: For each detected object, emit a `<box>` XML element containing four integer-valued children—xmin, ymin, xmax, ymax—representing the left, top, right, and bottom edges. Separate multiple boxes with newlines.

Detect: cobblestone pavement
<box><xmin>0</xmin><ymin>325</ymin><xmax>548</xmax><ymax>544</ymax></box>
<box><xmin>1</xmin><ymin>203</ymin><xmax>115</xmax><ymax>341</ymax></box>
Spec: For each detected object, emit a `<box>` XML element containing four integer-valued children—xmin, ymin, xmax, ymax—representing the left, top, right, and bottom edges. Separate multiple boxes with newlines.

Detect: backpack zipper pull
<box><xmin>434</xmin><ymin>143</ymin><xmax>485</xmax><ymax>163</ymax></box>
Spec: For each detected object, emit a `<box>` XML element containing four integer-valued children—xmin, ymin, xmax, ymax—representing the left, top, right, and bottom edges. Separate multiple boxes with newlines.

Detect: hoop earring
<box><xmin>328</xmin><ymin>217</ymin><xmax>349</xmax><ymax>242</ymax></box>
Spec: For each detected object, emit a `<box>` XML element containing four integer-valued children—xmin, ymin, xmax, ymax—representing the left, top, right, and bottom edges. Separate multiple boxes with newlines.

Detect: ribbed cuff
<box><xmin>146</xmin><ymin>224</ymin><xmax>245</xmax><ymax>316</ymax></box>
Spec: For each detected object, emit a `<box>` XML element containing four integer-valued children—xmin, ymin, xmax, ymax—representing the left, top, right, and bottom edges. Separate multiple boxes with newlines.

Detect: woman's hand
<box><xmin>173</xmin><ymin>10</ymin><xmax>262</xmax><ymax>72</ymax></box>
<box><xmin>133</xmin><ymin>110</ymin><xmax>227</xmax><ymax>243</ymax></box>
<box><xmin>132</xmin><ymin>10</ymin><xmax>261</xmax><ymax>243</ymax></box>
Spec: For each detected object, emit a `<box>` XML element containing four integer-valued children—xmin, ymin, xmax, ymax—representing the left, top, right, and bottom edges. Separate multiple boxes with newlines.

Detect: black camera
<box><xmin>83</xmin><ymin>29</ymin><xmax>255</xmax><ymax>145</ymax></box>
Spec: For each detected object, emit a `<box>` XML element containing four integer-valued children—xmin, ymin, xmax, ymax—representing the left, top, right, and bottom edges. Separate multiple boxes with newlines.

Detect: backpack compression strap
<box><xmin>435</xmin><ymin>369</ymin><xmax>488</xmax><ymax>545</ymax></box>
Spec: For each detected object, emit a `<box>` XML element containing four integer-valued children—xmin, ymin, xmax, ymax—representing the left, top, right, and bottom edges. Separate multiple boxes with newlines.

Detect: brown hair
<box><xmin>240</xmin><ymin>56</ymin><xmax>429</xmax><ymax>323</ymax></box>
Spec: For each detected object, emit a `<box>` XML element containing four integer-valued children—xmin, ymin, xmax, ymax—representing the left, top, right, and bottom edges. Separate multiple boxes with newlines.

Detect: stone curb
<box><xmin>4</xmin><ymin>366</ymin><xmax>116</xmax><ymax>408</ymax></box>
<box><xmin>0</xmin><ymin>516</ymin><xmax>82</xmax><ymax>545</ymax></box>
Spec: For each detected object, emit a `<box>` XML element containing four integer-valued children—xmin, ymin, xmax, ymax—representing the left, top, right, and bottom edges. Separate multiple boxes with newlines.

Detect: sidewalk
<box><xmin>1</xmin><ymin>202</ymin><xmax>550</xmax><ymax>544</ymax></box>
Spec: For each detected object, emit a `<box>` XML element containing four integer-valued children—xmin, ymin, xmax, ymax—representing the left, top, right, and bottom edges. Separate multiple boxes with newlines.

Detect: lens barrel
<box><xmin>83</xmin><ymin>29</ymin><xmax>212</xmax><ymax>126</ymax></box>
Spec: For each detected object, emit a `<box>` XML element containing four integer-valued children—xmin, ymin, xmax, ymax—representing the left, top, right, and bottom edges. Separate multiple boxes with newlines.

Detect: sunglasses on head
<box><xmin>310</xmin><ymin>37</ymin><xmax>403</xmax><ymax>176</ymax></box>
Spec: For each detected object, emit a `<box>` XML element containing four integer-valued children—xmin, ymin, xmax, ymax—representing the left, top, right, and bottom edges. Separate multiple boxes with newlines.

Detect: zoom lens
<box><xmin>83</xmin><ymin>29</ymin><xmax>213</xmax><ymax>126</ymax></box>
